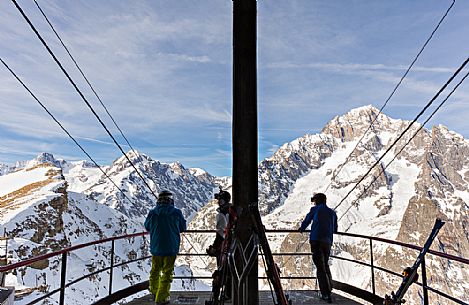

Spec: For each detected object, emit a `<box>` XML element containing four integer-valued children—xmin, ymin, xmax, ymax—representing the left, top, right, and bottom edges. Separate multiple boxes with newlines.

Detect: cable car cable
<box><xmin>11</xmin><ymin>0</ymin><xmax>158</xmax><ymax>201</ymax></box>
<box><xmin>325</xmin><ymin>0</ymin><xmax>456</xmax><ymax>192</ymax></box>
<box><xmin>0</xmin><ymin>57</ymin><xmax>138</xmax><ymax>207</ymax></box>
<box><xmin>337</xmin><ymin>68</ymin><xmax>469</xmax><ymax>222</ymax></box>
<box><xmin>333</xmin><ymin>57</ymin><xmax>469</xmax><ymax>212</ymax></box>
<box><xmin>32</xmin><ymin>0</ymin><xmax>140</xmax><ymax>159</ymax></box>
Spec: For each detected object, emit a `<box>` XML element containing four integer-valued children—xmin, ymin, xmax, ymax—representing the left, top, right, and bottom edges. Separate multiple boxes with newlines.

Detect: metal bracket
<box><xmin>228</xmin><ymin>233</ymin><xmax>259</xmax><ymax>304</ymax></box>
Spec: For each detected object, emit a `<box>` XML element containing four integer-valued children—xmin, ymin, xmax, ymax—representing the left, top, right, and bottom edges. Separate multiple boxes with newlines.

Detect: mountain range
<box><xmin>0</xmin><ymin>105</ymin><xmax>468</xmax><ymax>304</ymax></box>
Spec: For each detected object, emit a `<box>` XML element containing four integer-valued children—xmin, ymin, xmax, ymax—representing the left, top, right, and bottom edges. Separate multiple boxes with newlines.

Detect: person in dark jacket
<box><xmin>206</xmin><ymin>189</ymin><xmax>232</xmax><ymax>301</ymax></box>
<box><xmin>299</xmin><ymin>193</ymin><xmax>338</xmax><ymax>303</ymax></box>
<box><xmin>206</xmin><ymin>190</ymin><xmax>231</xmax><ymax>259</ymax></box>
<box><xmin>144</xmin><ymin>190</ymin><xmax>187</xmax><ymax>305</ymax></box>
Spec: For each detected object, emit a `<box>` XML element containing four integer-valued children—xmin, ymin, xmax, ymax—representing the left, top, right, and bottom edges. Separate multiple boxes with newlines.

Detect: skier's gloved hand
<box><xmin>205</xmin><ymin>245</ymin><xmax>221</xmax><ymax>257</ymax></box>
<box><xmin>206</xmin><ymin>245</ymin><xmax>218</xmax><ymax>257</ymax></box>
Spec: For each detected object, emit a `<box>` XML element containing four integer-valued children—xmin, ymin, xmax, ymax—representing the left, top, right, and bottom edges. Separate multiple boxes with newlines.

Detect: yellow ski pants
<box><xmin>149</xmin><ymin>255</ymin><xmax>176</xmax><ymax>303</ymax></box>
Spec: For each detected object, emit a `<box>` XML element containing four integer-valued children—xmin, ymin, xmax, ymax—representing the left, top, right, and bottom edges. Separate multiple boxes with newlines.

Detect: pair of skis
<box><xmin>206</xmin><ymin>203</ymin><xmax>291</xmax><ymax>305</ymax></box>
<box><xmin>205</xmin><ymin>206</ymin><xmax>238</xmax><ymax>305</ymax></box>
<box><xmin>384</xmin><ymin>218</ymin><xmax>445</xmax><ymax>304</ymax></box>
<box><xmin>250</xmin><ymin>202</ymin><xmax>292</xmax><ymax>305</ymax></box>
<box><xmin>206</xmin><ymin>206</ymin><xmax>443</xmax><ymax>305</ymax></box>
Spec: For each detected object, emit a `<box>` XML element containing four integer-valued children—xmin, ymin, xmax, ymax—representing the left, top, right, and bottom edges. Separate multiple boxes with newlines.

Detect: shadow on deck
<box><xmin>125</xmin><ymin>290</ymin><xmax>366</xmax><ymax>305</ymax></box>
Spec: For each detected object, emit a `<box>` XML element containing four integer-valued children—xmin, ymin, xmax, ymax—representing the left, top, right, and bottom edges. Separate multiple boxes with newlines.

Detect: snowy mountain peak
<box><xmin>0</xmin><ymin>162</ymin><xmax>13</xmax><ymax>176</ymax></box>
<box><xmin>432</xmin><ymin>124</ymin><xmax>467</xmax><ymax>143</ymax></box>
<box><xmin>322</xmin><ymin>105</ymin><xmax>401</xmax><ymax>142</ymax></box>
<box><xmin>189</xmin><ymin>167</ymin><xmax>208</xmax><ymax>177</ymax></box>
<box><xmin>71</xmin><ymin>160</ymin><xmax>97</xmax><ymax>168</ymax></box>
<box><xmin>110</xmin><ymin>150</ymin><xmax>152</xmax><ymax>171</ymax></box>
<box><xmin>15</xmin><ymin>152</ymin><xmax>64</xmax><ymax>170</ymax></box>
<box><xmin>254</xmin><ymin>105</ymin><xmax>469</xmax><ymax>303</ymax></box>
<box><xmin>347</xmin><ymin>104</ymin><xmax>379</xmax><ymax>116</ymax></box>
<box><xmin>34</xmin><ymin>152</ymin><xmax>56</xmax><ymax>163</ymax></box>
<box><xmin>126</xmin><ymin>150</ymin><xmax>152</xmax><ymax>162</ymax></box>
<box><xmin>170</xmin><ymin>161</ymin><xmax>184</xmax><ymax>172</ymax></box>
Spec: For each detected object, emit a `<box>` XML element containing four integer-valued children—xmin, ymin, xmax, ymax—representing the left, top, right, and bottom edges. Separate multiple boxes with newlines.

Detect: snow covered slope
<box><xmin>189</xmin><ymin>105</ymin><xmax>469</xmax><ymax>304</ymax></box>
<box><xmin>1</xmin><ymin>105</ymin><xmax>468</xmax><ymax>304</ymax></box>
<box><xmin>0</xmin><ymin>152</ymin><xmax>223</xmax><ymax>304</ymax></box>
<box><xmin>256</xmin><ymin>106</ymin><xmax>469</xmax><ymax>304</ymax></box>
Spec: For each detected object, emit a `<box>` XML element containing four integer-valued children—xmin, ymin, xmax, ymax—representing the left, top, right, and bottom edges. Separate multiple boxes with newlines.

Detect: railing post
<box><xmin>59</xmin><ymin>252</ymin><xmax>67</xmax><ymax>305</ymax></box>
<box><xmin>369</xmin><ymin>239</ymin><xmax>376</xmax><ymax>295</ymax></box>
<box><xmin>421</xmin><ymin>256</ymin><xmax>429</xmax><ymax>305</ymax></box>
<box><xmin>109</xmin><ymin>240</ymin><xmax>115</xmax><ymax>295</ymax></box>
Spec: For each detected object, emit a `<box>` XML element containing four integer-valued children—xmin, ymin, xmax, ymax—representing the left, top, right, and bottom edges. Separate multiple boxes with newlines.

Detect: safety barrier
<box><xmin>0</xmin><ymin>230</ymin><xmax>467</xmax><ymax>305</ymax></box>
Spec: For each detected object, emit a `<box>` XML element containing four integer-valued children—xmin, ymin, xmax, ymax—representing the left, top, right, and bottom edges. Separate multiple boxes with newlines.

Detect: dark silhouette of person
<box><xmin>206</xmin><ymin>189</ymin><xmax>232</xmax><ymax>301</ymax></box>
<box><xmin>299</xmin><ymin>193</ymin><xmax>338</xmax><ymax>303</ymax></box>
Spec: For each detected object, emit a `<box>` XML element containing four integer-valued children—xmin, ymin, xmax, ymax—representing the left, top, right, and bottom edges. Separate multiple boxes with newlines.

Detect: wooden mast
<box><xmin>232</xmin><ymin>0</ymin><xmax>258</xmax><ymax>304</ymax></box>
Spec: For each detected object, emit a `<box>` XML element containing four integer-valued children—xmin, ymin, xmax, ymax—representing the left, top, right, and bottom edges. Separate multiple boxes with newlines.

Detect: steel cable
<box><xmin>0</xmin><ymin>57</ymin><xmax>138</xmax><ymax>207</ymax></box>
<box><xmin>325</xmin><ymin>0</ymin><xmax>456</xmax><ymax>192</ymax></box>
<box><xmin>11</xmin><ymin>0</ymin><xmax>158</xmax><ymax>201</ymax></box>
<box><xmin>338</xmin><ymin>68</ymin><xmax>469</xmax><ymax>222</ymax></box>
<box><xmin>32</xmin><ymin>0</ymin><xmax>140</xmax><ymax>160</ymax></box>
<box><xmin>334</xmin><ymin>57</ymin><xmax>469</xmax><ymax>212</ymax></box>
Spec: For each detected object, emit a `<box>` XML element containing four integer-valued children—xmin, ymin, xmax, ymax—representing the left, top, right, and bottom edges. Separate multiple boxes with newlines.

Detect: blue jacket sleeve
<box><xmin>144</xmin><ymin>210</ymin><xmax>153</xmax><ymax>232</ymax></box>
<box><xmin>334</xmin><ymin>211</ymin><xmax>338</xmax><ymax>233</ymax></box>
<box><xmin>179</xmin><ymin>211</ymin><xmax>187</xmax><ymax>232</ymax></box>
<box><xmin>299</xmin><ymin>207</ymin><xmax>315</xmax><ymax>231</ymax></box>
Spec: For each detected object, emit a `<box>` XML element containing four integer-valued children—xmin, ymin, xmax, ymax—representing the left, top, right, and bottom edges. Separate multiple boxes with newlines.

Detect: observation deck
<box><xmin>1</xmin><ymin>230</ymin><xmax>467</xmax><ymax>305</ymax></box>
<box><xmin>125</xmin><ymin>290</ymin><xmax>363</xmax><ymax>305</ymax></box>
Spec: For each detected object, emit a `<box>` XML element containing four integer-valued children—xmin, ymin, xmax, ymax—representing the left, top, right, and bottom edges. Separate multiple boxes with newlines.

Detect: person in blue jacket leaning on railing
<box><xmin>145</xmin><ymin>190</ymin><xmax>187</xmax><ymax>305</ymax></box>
<box><xmin>299</xmin><ymin>192</ymin><xmax>338</xmax><ymax>304</ymax></box>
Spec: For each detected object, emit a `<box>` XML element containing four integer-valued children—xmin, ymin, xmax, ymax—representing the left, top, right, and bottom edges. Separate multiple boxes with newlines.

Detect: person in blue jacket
<box><xmin>144</xmin><ymin>190</ymin><xmax>187</xmax><ymax>305</ymax></box>
<box><xmin>299</xmin><ymin>193</ymin><xmax>338</xmax><ymax>304</ymax></box>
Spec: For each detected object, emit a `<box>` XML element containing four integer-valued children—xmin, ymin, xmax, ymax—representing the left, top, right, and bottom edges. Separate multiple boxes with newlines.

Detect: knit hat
<box><xmin>158</xmin><ymin>190</ymin><xmax>174</xmax><ymax>204</ymax></box>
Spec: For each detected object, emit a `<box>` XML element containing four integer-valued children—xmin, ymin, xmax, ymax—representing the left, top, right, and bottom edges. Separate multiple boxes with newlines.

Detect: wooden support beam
<box><xmin>232</xmin><ymin>0</ymin><xmax>258</xmax><ymax>304</ymax></box>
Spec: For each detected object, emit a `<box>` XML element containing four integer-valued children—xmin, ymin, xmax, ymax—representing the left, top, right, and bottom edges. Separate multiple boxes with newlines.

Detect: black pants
<box><xmin>310</xmin><ymin>241</ymin><xmax>333</xmax><ymax>296</ymax></box>
<box><xmin>216</xmin><ymin>256</ymin><xmax>232</xmax><ymax>299</ymax></box>
<box><xmin>215</xmin><ymin>240</ymin><xmax>232</xmax><ymax>299</ymax></box>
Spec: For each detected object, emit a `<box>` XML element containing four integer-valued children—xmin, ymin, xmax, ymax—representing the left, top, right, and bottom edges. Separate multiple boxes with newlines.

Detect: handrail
<box><xmin>3</xmin><ymin>229</ymin><xmax>467</xmax><ymax>273</ymax></box>
<box><xmin>0</xmin><ymin>231</ymin><xmax>147</xmax><ymax>273</ymax></box>
<box><xmin>1</xmin><ymin>230</ymin><xmax>467</xmax><ymax>305</ymax></box>
<box><xmin>263</xmin><ymin>229</ymin><xmax>469</xmax><ymax>265</ymax></box>
<box><xmin>0</xmin><ymin>230</ymin><xmax>221</xmax><ymax>273</ymax></box>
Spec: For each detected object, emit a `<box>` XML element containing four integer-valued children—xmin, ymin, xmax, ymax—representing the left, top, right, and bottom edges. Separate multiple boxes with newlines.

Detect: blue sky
<box><xmin>0</xmin><ymin>0</ymin><xmax>468</xmax><ymax>177</ymax></box>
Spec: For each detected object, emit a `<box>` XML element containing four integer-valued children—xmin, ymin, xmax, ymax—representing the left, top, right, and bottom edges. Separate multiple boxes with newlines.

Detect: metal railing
<box><xmin>0</xmin><ymin>230</ymin><xmax>467</xmax><ymax>305</ymax></box>
<box><xmin>333</xmin><ymin>231</ymin><xmax>469</xmax><ymax>305</ymax></box>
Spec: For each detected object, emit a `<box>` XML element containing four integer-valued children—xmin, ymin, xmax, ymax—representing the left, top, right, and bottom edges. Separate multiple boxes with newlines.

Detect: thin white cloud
<box><xmin>0</xmin><ymin>138</ymin><xmax>56</xmax><ymax>158</ymax></box>
<box><xmin>265</xmin><ymin>62</ymin><xmax>456</xmax><ymax>73</ymax></box>
<box><xmin>74</xmin><ymin>136</ymin><xmax>129</xmax><ymax>148</ymax></box>
<box><xmin>263</xmin><ymin>61</ymin><xmax>469</xmax><ymax>102</ymax></box>
<box><xmin>155</xmin><ymin>52</ymin><xmax>211</xmax><ymax>63</ymax></box>
<box><xmin>267</xmin><ymin>145</ymin><xmax>280</xmax><ymax>156</ymax></box>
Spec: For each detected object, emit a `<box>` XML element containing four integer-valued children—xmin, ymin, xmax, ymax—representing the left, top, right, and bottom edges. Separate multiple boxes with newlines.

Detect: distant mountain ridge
<box><xmin>0</xmin><ymin>151</ymin><xmax>223</xmax><ymax>304</ymax></box>
<box><xmin>254</xmin><ymin>105</ymin><xmax>469</xmax><ymax>303</ymax></box>
<box><xmin>1</xmin><ymin>105</ymin><xmax>468</xmax><ymax>304</ymax></box>
<box><xmin>189</xmin><ymin>105</ymin><xmax>469</xmax><ymax>303</ymax></box>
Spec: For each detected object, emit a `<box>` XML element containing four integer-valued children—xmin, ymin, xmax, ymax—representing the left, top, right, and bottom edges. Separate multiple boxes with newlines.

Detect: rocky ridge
<box><xmin>189</xmin><ymin>105</ymin><xmax>469</xmax><ymax>303</ymax></box>
<box><xmin>1</xmin><ymin>105</ymin><xmax>468</xmax><ymax>304</ymax></box>
<box><xmin>255</xmin><ymin>106</ymin><xmax>469</xmax><ymax>304</ymax></box>
<box><xmin>0</xmin><ymin>152</ymin><xmax>222</xmax><ymax>304</ymax></box>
